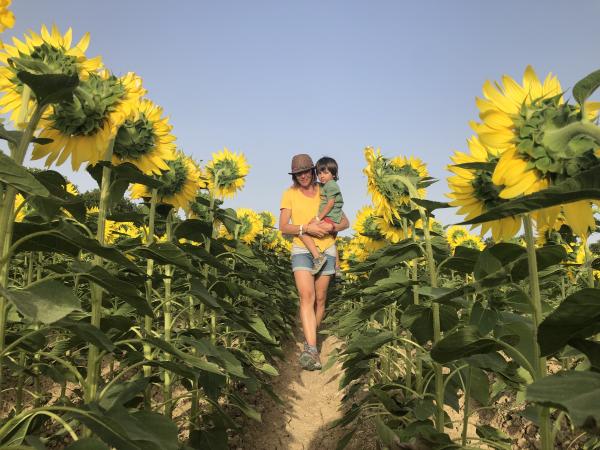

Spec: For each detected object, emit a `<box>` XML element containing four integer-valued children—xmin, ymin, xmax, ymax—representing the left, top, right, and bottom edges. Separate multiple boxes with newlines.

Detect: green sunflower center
<box><xmin>158</xmin><ymin>157</ymin><xmax>188</xmax><ymax>198</ymax></box>
<box><xmin>209</xmin><ymin>159</ymin><xmax>241</xmax><ymax>187</ymax></box>
<box><xmin>113</xmin><ymin>112</ymin><xmax>156</xmax><ymax>160</ymax></box>
<box><xmin>514</xmin><ymin>96</ymin><xmax>598</xmax><ymax>179</ymax></box>
<box><xmin>471</xmin><ymin>160</ymin><xmax>503</xmax><ymax>210</ymax></box>
<box><xmin>361</xmin><ymin>214</ymin><xmax>383</xmax><ymax>239</ymax></box>
<box><xmin>50</xmin><ymin>73</ymin><xmax>125</xmax><ymax>136</ymax></box>
<box><xmin>459</xmin><ymin>237</ymin><xmax>480</xmax><ymax>249</ymax></box>
<box><xmin>449</xmin><ymin>229</ymin><xmax>466</xmax><ymax>242</ymax></box>
<box><xmin>238</xmin><ymin>215</ymin><xmax>253</xmax><ymax>237</ymax></box>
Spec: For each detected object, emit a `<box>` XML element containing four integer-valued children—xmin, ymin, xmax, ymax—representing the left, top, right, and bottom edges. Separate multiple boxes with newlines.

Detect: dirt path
<box><xmin>239</xmin><ymin>333</ymin><xmax>349</xmax><ymax>450</ymax></box>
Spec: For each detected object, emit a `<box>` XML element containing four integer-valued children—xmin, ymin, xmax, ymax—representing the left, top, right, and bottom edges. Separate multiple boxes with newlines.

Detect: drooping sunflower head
<box><xmin>454</xmin><ymin>234</ymin><xmax>485</xmax><ymax>252</ymax></box>
<box><xmin>32</xmin><ymin>71</ymin><xmax>146</xmax><ymax>170</ymax></box>
<box><xmin>354</xmin><ymin>205</ymin><xmax>384</xmax><ymax>240</ymax></box>
<box><xmin>259</xmin><ymin>211</ymin><xmax>276</xmax><ymax>228</ymax></box>
<box><xmin>226</xmin><ymin>207</ymin><xmax>262</xmax><ymax>244</ymax></box>
<box><xmin>447</xmin><ymin>136</ymin><xmax>521</xmax><ymax>241</ymax></box>
<box><xmin>130</xmin><ymin>152</ymin><xmax>202</xmax><ymax>212</ymax></box>
<box><xmin>0</xmin><ymin>24</ymin><xmax>102</xmax><ymax>124</ymax></box>
<box><xmin>364</xmin><ymin>147</ymin><xmax>427</xmax><ymax>223</ymax></box>
<box><xmin>205</xmin><ymin>148</ymin><xmax>250</xmax><ymax>199</ymax></box>
<box><xmin>446</xmin><ymin>225</ymin><xmax>469</xmax><ymax>248</ymax></box>
<box><xmin>112</xmin><ymin>99</ymin><xmax>177</xmax><ymax>175</ymax></box>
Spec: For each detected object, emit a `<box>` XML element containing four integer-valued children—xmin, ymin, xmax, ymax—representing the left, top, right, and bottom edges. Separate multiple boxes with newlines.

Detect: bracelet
<box><xmin>299</xmin><ymin>224</ymin><xmax>303</xmax><ymax>236</ymax></box>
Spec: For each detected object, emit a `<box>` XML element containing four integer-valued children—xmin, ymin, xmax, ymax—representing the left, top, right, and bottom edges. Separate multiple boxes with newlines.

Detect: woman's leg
<box><xmin>294</xmin><ymin>270</ymin><xmax>317</xmax><ymax>346</ymax></box>
<box><xmin>314</xmin><ymin>274</ymin><xmax>332</xmax><ymax>328</ymax></box>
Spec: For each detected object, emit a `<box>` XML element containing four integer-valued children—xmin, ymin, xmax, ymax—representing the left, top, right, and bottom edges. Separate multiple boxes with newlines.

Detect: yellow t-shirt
<box><xmin>280</xmin><ymin>186</ymin><xmax>336</xmax><ymax>252</ymax></box>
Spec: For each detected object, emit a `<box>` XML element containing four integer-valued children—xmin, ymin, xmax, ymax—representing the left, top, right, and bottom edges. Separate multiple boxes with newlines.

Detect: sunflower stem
<box><xmin>583</xmin><ymin>237</ymin><xmax>595</xmax><ymax>288</ymax></box>
<box><xmin>85</xmin><ymin>139</ymin><xmax>115</xmax><ymax>407</ymax></box>
<box><xmin>523</xmin><ymin>214</ymin><xmax>553</xmax><ymax>450</ymax></box>
<box><xmin>143</xmin><ymin>188</ymin><xmax>158</xmax><ymax>410</ymax></box>
<box><xmin>162</xmin><ymin>210</ymin><xmax>174</xmax><ymax>418</ymax></box>
<box><xmin>418</xmin><ymin>210</ymin><xmax>444</xmax><ymax>432</ymax></box>
<box><xmin>0</xmin><ymin>99</ymin><xmax>46</xmax><ymax>393</ymax></box>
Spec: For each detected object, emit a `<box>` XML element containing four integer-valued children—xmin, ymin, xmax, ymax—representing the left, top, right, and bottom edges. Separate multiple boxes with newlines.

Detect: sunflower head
<box><xmin>447</xmin><ymin>136</ymin><xmax>521</xmax><ymax>241</ymax></box>
<box><xmin>226</xmin><ymin>208</ymin><xmax>262</xmax><ymax>244</ymax></box>
<box><xmin>454</xmin><ymin>234</ymin><xmax>485</xmax><ymax>252</ymax></box>
<box><xmin>0</xmin><ymin>24</ymin><xmax>102</xmax><ymax>124</ymax></box>
<box><xmin>446</xmin><ymin>225</ymin><xmax>469</xmax><ymax>248</ymax></box>
<box><xmin>205</xmin><ymin>148</ymin><xmax>250</xmax><ymax>199</ymax></box>
<box><xmin>0</xmin><ymin>1</ymin><xmax>15</xmax><ymax>33</ymax></box>
<box><xmin>130</xmin><ymin>152</ymin><xmax>202</xmax><ymax>212</ymax></box>
<box><xmin>364</xmin><ymin>147</ymin><xmax>428</xmax><ymax>223</ymax></box>
<box><xmin>259</xmin><ymin>211</ymin><xmax>275</xmax><ymax>228</ymax></box>
<box><xmin>32</xmin><ymin>71</ymin><xmax>146</xmax><ymax>170</ymax></box>
<box><xmin>112</xmin><ymin>99</ymin><xmax>177</xmax><ymax>175</ymax></box>
<box><xmin>354</xmin><ymin>206</ymin><xmax>384</xmax><ymax>240</ymax></box>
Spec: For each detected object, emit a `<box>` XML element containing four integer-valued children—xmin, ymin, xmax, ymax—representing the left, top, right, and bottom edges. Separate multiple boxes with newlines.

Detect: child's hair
<box><xmin>315</xmin><ymin>156</ymin><xmax>339</xmax><ymax>181</ymax></box>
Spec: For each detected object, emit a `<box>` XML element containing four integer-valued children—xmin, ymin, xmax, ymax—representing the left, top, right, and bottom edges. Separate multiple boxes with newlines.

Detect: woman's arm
<box><xmin>279</xmin><ymin>208</ymin><xmax>326</xmax><ymax>238</ymax></box>
<box><xmin>333</xmin><ymin>211</ymin><xmax>349</xmax><ymax>233</ymax></box>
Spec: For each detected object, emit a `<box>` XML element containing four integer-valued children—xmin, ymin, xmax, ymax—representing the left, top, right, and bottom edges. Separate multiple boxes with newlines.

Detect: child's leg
<box><xmin>335</xmin><ymin>247</ymin><xmax>340</xmax><ymax>269</ymax></box>
<box><xmin>299</xmin><ymin>234</ymin><xmax>321</xmax><ymax>259</ymax></box>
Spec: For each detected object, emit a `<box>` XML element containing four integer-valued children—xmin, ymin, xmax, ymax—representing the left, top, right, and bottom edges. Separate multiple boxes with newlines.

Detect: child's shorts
<box><xmin>322</xmin><ymin>217</ymin><xmax>338</xmax><ymax>237</ymax></box>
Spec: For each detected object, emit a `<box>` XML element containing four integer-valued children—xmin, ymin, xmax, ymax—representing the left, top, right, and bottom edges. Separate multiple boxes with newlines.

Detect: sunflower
<box><xmin>111</xmin><ymin>99</ymin><xmax>177</xmax><ymax>175</ymax></box>
<box><xmin>354</xmin><ymin>206</ymin><xmax>384</xmax><ymax>240</ymax></box>
<box><xmin>364</xmin><ymin>147</ymin><xmax>428</xmax><ymax>223</ymax></box>
<box><xmin>259</xmin><ymin>211</ymin><xmax>275</xmax><ymax>228</ymax></box>
<box><xmin>224</xmin><ymin>208</ymin><xmax>262</xmax><ymax>244</ymax></box>
<box><xmin>66</xmin><ymin>182</ymin><xmax>79</xmax><ymax>196</ymax></box>
<box><xmin>473</xmin><ymin>66</ymin><xmax>600</xmax><ymax>236</ymax></box>
<box><xmin>31</xmin><ymin>71</ymin><xmax>146</xmax><ymax>170</ymax></box>
<box><xmin>454</xmin><ymin>234</ymin><xmax>485</xmax><ymax>252</ymax></box>
<box><xmin>130</xmin><ymin>152</ymin><xmax>202</xmax><ymax>212</ymax></box>
<box><xmin>205</xmin><ymin>148</ymin><xmax>250</xmax><ymax>199</ymax></box>
<box><xmin>376</xmin><ymin>216</ymin><xmax>410</xmax><ymax>244</ymax></box>
<box><xmin>0</xmin><ymin>0</ymin><xmax>15</xmax><ymax>33</ymax></box>
<box><xmin>447</xmin><ymin>136</ymin><xmax>521</xmax><ymax>241</ymax></box>
<box><xmin>0</xmin><ymin>24</ymin><xmax>102</xmax><ymax>124</ymax></box>
<box><xmin>446</xmin><ymin>225</ymin><xmax>469</xmax><ymax>248</ymax></box>
<box><xmin>86</xmin><ymin>206</ymin><xmax>136</xmax><ymax>244</ymax></box>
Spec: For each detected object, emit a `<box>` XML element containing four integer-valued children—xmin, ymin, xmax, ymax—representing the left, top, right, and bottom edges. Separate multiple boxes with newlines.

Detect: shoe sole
<box><xmin>311</xmin><ymin>257</ymin><xmax>327</xmax><ymax>275</ymax></box>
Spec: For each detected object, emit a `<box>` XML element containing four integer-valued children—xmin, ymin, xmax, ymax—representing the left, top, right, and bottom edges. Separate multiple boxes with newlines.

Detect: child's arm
<box><xmin>317</xmin><ymin>198</ymin><xmax>335</xmax><ymax>221</ymax></box>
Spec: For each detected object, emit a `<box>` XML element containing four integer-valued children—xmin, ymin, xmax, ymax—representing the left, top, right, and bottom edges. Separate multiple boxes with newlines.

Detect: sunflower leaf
<box><xmin>0</xmin><ymin>151</ymin><xmax>50</xmax><ymax>197</ymax></box>
<box><xmin>458</xmin><ymin>165</ymin><xmax>600</xmax><ymax>224</ymax></box>
<box><xmin>573</xmin><ymin>68</ymin><xmax>600</xmax><ymax>106</ymax></box>
<box><xmin>16</xmin><ymin>71</ymin><xmax>79</xmax><ymax>106</ymax></box>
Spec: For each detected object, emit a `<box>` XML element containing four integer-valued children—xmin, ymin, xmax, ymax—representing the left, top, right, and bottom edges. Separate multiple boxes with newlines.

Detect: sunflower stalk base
<box><xmin>523</xmin><ymin>214</ymin><xmax>553</xmax><ymax>450</ymax></box>
<box><xmin>85</xmin><ymin>139</ymin><xmax>115</xmax><ymax>409</ymax></box>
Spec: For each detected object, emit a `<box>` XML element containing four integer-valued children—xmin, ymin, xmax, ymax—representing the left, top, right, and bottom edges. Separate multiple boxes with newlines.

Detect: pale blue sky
<box><xmin>8</xmin><ymin>1</ymin><xmax>600</xmax><ymax>234</ymax></box>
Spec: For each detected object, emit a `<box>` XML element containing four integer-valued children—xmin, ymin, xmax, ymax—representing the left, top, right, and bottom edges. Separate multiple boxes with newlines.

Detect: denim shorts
<box><xmin>291</xmin><ymin>246</ymin><xmax>336</xmax><ymax>276</ymax></box>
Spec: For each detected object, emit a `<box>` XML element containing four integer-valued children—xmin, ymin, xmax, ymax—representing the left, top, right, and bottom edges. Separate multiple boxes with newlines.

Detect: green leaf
<box><xmin>106</xmin><ymin>407</ymin><xmax>179</xmax><ymax>450</ymax></box>
<box><xmin>538</xmin><ymin>288</ymin><xmax>600</xmax><ymax>356</ymax></box>
<box><xmin>345</xmin><ymin>329</ymin><xmax>394</xmax><ymax>355</ymax></box>
<box><xmin>188</xmin><ymin>427</ymin><xmax>228</xmax><ymax>450</ymax></box>
<box><xmin>0</xmin><ymin>121</ymin><xmax>52</xmax><ymax>146</ymax></box>
<box><xmin>374</xmin><ymin>416</ymin><xmax>399</xmax><ymax>447</ymax></box>
<box><xmin>57</xmin><ymin>319</ymin><xmax>116</xmax><ymax>352</ymax></box>
<box><xmin>431</xmin><ymin>326</ymin><xmax>504</xmax><ymax>364</ymax></box>
<box><xmin>144</xmin><ymin>336</ymin><xmax>223</xmax><ymax>375</ymax></box>
<box><xmin>183</xmin><ymin>337</ymin><xmax>247</xmax><ymax>379</ymax></box>
<box><xmin>0</xmin><ymin>280</ymin><xmax>80</xmax><ymax>324</ymax></box>
<box><xmin>411</xmin><ymin>198</ymin><xmax>451</xmax><ymax>214</ymax></box>
<box><xmin>475</xmin><ymin>425</ymin><xmax>511</xmax><ymax>449</ymax></box>
<box><xmin>174</xmin><ymin>219</ymin><xmax>212</xmax><ymax>242</ymax></box>
<box><xmin>527</xmin><ymin>370</ymin><xmax>600</xmax><ymax>430</ymax></box>
<box><xmin>0</xmin><ymin>151</ymin><xmax>50</xmax><ymax>197</ymax></box>
<box><xmin>470</xmin><ymin>368</ymin><xmax>490</xmax><ymax>406</ymax></box>
<box><xmin>459</xmin><ymin>165</ymin><xmax>600</xmax><ymax>225</ymax></box>
<box><xmin>99</xmin><ymin>377</ymin><xmax>150</xmax><ymax>410</ymax></box>
<box><xmin>132</xmin><ymin>242</ymin><xmax>197</xmax><ymax>274</ymax></box>
<box><xmin>568</xmin><ymin>338</ymin><xmax>600</xmax><ymax>371</ymax></box>
<box><xmin>17</xmin><ymin>71</ymin><xmax>79</xmax><ymax>105</ymax></box>
<box><xmin>573</xmin><ymin>68</ymin><xmax>600</xmax><ymax>105</ymax></box>
<box><xmin>65</xmin><ymin>438</ymin><xmax>110</xmax><ymax>450</ymax></box>
<box><xmin>67</xmin><ymin>261</ymin><xmax>152</xmax><ymax>316</ymax></box>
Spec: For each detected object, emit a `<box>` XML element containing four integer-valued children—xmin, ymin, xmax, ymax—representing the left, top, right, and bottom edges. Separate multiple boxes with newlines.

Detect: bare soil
<box><xmin>237</xmin><ymin>331</ymin><xmax>376</xmax><ymax>450</ymax></box>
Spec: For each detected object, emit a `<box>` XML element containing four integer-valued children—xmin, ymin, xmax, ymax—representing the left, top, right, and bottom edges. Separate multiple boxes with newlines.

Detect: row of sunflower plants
<box><xmin>326</xmin><ymin>67</ymin><xmax>600</xmax><ymax>450</ymax></box>
<box><xmin>0</xmin><ymin>23</ymin><xmax>295</xmax><ymax>449</ymax></box>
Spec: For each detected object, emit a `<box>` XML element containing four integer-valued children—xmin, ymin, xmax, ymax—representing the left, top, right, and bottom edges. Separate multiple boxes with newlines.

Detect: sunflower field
<box><xmin>3</xmin><ymin>7</ymin><xmax>600</xmax><ymax>450</ymax></box>
<box><xmin>329</xmin><ymin>66</ymin><xmax>600</xmax><ymax>449</ymax></box>
<box><xmin>0</xmin><ymin>19</ymin><xmax>300</xmax><ymax>450</ymax></box>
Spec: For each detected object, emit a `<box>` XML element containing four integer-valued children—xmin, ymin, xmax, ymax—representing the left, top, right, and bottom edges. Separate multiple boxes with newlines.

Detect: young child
<box><xmin>299</xmin><ymin>156</ymin><xmax>344</xmax><ymax>275</ymax></box>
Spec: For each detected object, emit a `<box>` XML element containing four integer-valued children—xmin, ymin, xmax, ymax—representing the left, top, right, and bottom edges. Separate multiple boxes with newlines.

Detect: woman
<box><xmin>279</xmin><ymin>154</ymin><xmax>349</xmax><ymax>370</ymax></box>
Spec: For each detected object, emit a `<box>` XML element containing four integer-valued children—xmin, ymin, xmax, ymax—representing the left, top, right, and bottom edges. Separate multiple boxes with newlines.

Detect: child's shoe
<box><xmin>311</xmin><ymin>254</ymin><xmax>327</xmax><ymax>275</ymax></box>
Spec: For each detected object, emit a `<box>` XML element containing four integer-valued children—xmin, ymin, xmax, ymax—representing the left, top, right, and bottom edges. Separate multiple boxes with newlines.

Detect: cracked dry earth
<box><xmin>239</xmin><ymin>333</ymin><xmax>373</xmax><ymax>450</ymax></box>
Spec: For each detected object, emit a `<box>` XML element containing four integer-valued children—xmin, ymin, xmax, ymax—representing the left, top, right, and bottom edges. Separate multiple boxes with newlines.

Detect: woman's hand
<box><xmin>305</xmin><ymin>222</ymin><xmax>326</xmax><ymax>238</ymax></box>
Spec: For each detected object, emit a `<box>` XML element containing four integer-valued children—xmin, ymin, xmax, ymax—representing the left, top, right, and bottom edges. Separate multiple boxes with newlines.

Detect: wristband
<box><xmin>299</xmin><ymin>224</ymin><xmax>303</xmax><ymax>236</ymax></box>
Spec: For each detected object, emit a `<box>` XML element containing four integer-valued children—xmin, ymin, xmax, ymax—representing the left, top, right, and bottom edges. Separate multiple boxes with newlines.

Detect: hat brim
<box><xmin>288</xmin><ymin>166</ymin><xmax>315</xmax><ymax>175</ymax></box>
